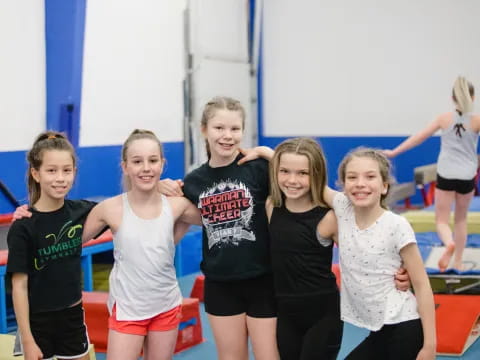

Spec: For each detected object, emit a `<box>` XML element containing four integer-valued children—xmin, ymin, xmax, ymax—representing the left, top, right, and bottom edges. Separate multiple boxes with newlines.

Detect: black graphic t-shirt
<box><xmin>183</xmin><ymin>154</ymin><xmax>271</xmax><ymax>281</ymax></box>
<box><xmin>7</xmin><ymin>200</ymin><xmax>96</xmax><ymax>313</ymax></box>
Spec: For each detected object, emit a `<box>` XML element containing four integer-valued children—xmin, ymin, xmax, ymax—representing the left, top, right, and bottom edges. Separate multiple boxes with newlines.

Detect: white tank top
<box><xmin>108</xmin><ymin>193</ymin><xmax>182</xmax><ymax>320</ymax></box>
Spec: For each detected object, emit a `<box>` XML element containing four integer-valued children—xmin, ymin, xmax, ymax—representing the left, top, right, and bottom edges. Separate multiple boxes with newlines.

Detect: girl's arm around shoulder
<box><xmin>11</xmin><ymin>273</ymin><xmax>44</xmax><ymax>359</ymax></box>
<box><xmin>169</xmin><ymin>197</ymin><xmax>201</xmax><ymax>244</ymax></box>
<box><xmin>323</xmin><ymin>186</ymin><xmax>339</xmax><ymax>208</ymax></box>
<box><xmin>82</xmin><ymin>196</ymin><xmax>121</xmax><ymax>242</ymax></box>
<box><xmin>317</xmin><ymin>209</ymin><xmax>338</xmax><ymax>244</ymax></box>
<box><xmin>238</xmin><ymin>146</ymin><xmax>274</xmax><ymax>164</ymax></box>
<box><xmin>158</xmin><ymin>178</ymin><xmax>184</xmax><ymax>197</ymax></box>
<box><xmin>400</xmin><ymin>243</ymin><xmax>436</xmax><ymax>359</ymax></box>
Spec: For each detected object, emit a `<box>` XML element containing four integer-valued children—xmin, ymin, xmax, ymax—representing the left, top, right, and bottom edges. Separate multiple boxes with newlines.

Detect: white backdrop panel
<box><xmin>263</xmin><ymin>0</ymin><xmax>480</xmax><ymax>136</ymax></box>
<box><xmin>189</xmin><ymin>0</ymin><xmax>249</xmax><ymax>63</ymax></box>
<box><xmin>190</xmin><ymin>59</ymin><xmax>253</xmax><ymax>169</ymax></box>
<box><xmin>0</xmin><ymin>2</ymin><xmax>45</xmax><ymax>151</ymax></box>
<box><xmin>80</xmin><ymin>0</ymin><xmax>186</xmax><ymax>146</ymax></box>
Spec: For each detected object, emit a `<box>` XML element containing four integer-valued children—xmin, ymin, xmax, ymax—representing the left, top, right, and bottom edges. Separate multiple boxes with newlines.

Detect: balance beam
<box><xmin>387</xmin><ymin>182</ymin><xmax>416</xmax><ymax>209</ymax></box>
<box><xmin>414</xmin><ymin>163</ymin><xmax>437</xmax><ymax>206</ymax></box>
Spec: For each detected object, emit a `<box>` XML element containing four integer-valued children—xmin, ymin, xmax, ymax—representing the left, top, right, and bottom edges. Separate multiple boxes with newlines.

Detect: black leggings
<box><xmin>276</xmin><ymin>292</ymin><xmax>342</xmax><ymax>360</ymax></box>
<box><xmin>345</xmin><ymin>319</ymin><xmax>423</xmax><ymax>360</ymax></box>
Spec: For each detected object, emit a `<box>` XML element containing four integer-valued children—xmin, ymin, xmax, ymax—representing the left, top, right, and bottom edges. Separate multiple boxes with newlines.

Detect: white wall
<box><xmin>263</xmin><ymin>0</ymin><xmax>480</xmax><ymax>136</ymax></box>
<box><xmin>0</xmin><ymin>2</ymin><xmax>45</xmax><ymax>151</ymax></box>
<box><xmin>80</xmin><ymin>0</ymin><xmax>186</xmax><ymax>146</ymax></box>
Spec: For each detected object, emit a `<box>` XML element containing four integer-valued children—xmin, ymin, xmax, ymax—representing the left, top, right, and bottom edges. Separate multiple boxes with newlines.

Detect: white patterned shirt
<box><xmin>333</xmin><ymin>192</ymin><xmax>419</xmax><ymax>331</ymax></box>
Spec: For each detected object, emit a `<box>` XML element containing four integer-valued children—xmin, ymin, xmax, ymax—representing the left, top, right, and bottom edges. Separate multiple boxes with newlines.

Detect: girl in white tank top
<box><xmin>82</xmin><ymin>130</ymin><xmax>201</xmax><ymax>360</ymax></box>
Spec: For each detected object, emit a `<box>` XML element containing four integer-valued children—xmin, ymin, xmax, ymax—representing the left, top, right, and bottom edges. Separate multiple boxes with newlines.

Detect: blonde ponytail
<box><xmin>452</xmin><ymin>76</ymin><xmax>475</xmax><ymax>115</ymax></box>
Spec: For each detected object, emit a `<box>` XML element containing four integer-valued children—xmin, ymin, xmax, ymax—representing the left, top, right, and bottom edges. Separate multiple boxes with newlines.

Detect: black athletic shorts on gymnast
<box><xmin>204</xmin><ymin>273</ymin><xmax>277</xmax><ymax>317</ymax></box>
<box><xmin>436</xmin><ymin>174</ymin><xmax>476</xmax><ymax>194</ymax></box>
<box><xmin>24</xmin><ymin>303</ymin><xmax>89</xmax><ymax>359</ymax></box>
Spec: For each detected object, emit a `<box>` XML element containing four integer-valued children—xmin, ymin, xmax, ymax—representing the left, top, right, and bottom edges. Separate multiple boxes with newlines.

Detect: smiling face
<box><xmin>277</xmin><ymin>152</ymin><xmax>312</xmax><ymax>205</ymax></box>
<box><xmin>343</xmin><ymin>156</ymin><xmax>388</xmax><ymax>211</ymax></box>
<box><xmin>202</xmin><ymin>109</ymin><xmax>244</xmax><ymax>167</ymax></box>
<box><xmin>31</xmin><ymin>150</ymin><xmax>76</xmax><ymax>207</ymax></box>
<box><xmin>122</xmin><ymin>138</ymin><xmax>164</xmax><ymax>192</ymax></box>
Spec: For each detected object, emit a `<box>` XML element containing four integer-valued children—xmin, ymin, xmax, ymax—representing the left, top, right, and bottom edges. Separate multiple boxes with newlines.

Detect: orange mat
<box><xmin>82</xmin><ymin>292</ymin><xmax>204</xmax><ymax>354</ymax></box>
<box><xmin>434</xmin><ymin>294</ymin><xmax>480</xmax><ymax>356</ymax></box>
<box><xmin>190</xmin><ymin>275</ymin><xmax>205</xmax><ymax>302</ymax></box>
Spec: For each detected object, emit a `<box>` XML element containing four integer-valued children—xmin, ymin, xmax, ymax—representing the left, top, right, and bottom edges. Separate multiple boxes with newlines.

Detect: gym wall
<box><xmin>1</xmin><ymin>0</ymin><xmax>480</xmax><ymax>213</ymax></box>
<box><xmin>261</xmin><ymin>0</ymin><xmax>480</xmax><ymax>191</ymax></box>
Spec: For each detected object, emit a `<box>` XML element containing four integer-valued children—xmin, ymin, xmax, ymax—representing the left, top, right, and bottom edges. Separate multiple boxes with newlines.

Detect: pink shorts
<box><xmin>108</xmin><ymin>304</ymin><xmax>182</xmax><ymax>335</ymax></box>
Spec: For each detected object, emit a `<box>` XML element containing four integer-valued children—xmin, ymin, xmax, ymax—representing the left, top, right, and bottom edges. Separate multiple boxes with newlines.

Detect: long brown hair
<box><xmin>269</xmin><ymin>137</ymin><xmax>328</xmax><ymax>208</ymax></box>
<box><xmin>27</xmin><ymin>131</ymin><xmax>76</xmax><ymax>205</ymax></box>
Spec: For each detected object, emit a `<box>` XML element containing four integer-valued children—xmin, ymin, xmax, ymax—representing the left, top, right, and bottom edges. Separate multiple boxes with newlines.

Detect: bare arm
<box><xmin>12</xmin><ymin>273</ymin><xmax>43</xmax><ymax>360</ymax></box>
<box><xmin>12</xmin><ymin>205</ymin><xmax>32</xmax><ymax>220</ymax></box>
<box><xmin>82</xmin><ymin>201</ymin><xmax>109</xmax><ymax>242</ymax></box>
<box><xmin>172</xmin><ymin>197</ymin><xmax>201</xmax><ymax>244</ymax></box>
<box><xmin>323</xmin><ymin>186</ymin><xmax>338</xmax><ymax>208</ymax></box>
<box><xmin>158</xmin><ymin>179</ymin><xmax>184</xmax><ymax>197</ymax></box>
<box><xmin>384</xmin><ymin>117</ymin><xmax>442</xmax><ymax>158</ymax></box>
<box><xmin>317</xmin><ymin>210</ymin><xmax>338</xmax><ymax>244</ymax></box>
<box><xmin>174</xmin><ymin>221</ymin><xmax>192</xmax><ymax>244</ymax></box>
<box><xmin>238</xmin><ymin>146</ymin><xmax>274</xmax><ymax>164</ymax></box>
<box><xmin>400</xmin><ymin>243</ymin><xmax>436</xmax><ymax>359</ymax></box>
<box><xmin>176</xmin><ymin>197</ymin><xmax>202</xmax><ymax>226</ymax></box>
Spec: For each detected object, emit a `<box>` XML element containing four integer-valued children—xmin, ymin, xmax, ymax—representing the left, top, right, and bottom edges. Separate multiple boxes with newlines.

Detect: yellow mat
<box><xmin>402</xmin><ymin>210</ymin><xmax>480</xmax><ymax>233</ymax></box>
<box><xmin>0</xmin><ymin>334</ymin><xmax>96</xmax><ymax>360</ymax></box>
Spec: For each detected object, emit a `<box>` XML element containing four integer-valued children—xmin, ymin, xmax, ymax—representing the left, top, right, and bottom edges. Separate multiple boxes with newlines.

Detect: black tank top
<box><xmin>269</xmin><ymin>204</ymin><xmax>337</xmax><ymax>298</ymax></box>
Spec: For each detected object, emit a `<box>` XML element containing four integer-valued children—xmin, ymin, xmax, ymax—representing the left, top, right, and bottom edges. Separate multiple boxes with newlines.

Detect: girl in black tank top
<box><xmin>266</xmin><ymin>138</ymin><xmax>342</xmax><ymax>360</ymax></box>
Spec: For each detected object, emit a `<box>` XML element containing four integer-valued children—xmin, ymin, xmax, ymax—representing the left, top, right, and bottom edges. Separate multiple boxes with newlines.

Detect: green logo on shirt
<box><xmin>34</xmin><ymin>221</ymin><xmax>83</xmax><ymax>270</ymax></box>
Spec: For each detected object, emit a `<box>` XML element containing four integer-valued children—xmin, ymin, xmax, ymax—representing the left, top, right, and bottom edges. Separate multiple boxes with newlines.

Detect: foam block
<box><xmin>83</xmin><ymin>292</ymin><xmax>204</xmax><ymax>354</ymax></box>
<box><xmin>190</xmin><ymin>275</ymin><xmax>205</xmax><ymax>302</ymax></box>
<box><xmin>175</xmin><ymin>297</ymin><xmax>204</xmax><ymax>353</ymax></box>
<box><xmin>434</xmin><ymin>294</ymin><xmax>480</xmax><ymax>356</ymax></box>
<box><xmin>83</xmin><ymin>291</ymin><xmax>109</xmax><ymax>353</ymax></box>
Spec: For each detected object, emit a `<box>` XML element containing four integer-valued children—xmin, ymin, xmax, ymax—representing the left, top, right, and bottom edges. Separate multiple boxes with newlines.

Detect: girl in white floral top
<box><xmin>323</xmin><ymin>147</ymin><xmax>436</xmax><ymax>360</ymax></box>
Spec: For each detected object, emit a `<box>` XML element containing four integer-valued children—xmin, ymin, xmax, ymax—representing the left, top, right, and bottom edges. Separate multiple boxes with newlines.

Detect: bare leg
<box><xmin>106</xmin><ymin>329</ymin><xmax>144</xmax><ymax>360</ymax></box>
<box><xmin>246</xmin><ymin>316</ymin><xmax>279</xmax><ymax>360</ymax></box>
<box><xmin>452</xmin><ymin>190</ymin><xmax>474</xmax><ymax>270</ymax></box>
<box><xmin>435</xmin><ymin>188</ymin><xmax>455</xmax><ymax>271</ymax></box>
<box><xmin>208</xmin><ymin>313</ymin><xmax>249</xmax><ymax>360</ymax></box>
<box><xmin>143</xmin><ymin>328</ymin><xmax>178</xmax><ymax>360</ymax></box>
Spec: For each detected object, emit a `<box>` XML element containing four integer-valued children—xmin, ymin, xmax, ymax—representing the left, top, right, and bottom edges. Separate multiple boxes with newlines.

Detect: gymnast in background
<box><xmin>384</xmin><ymin>76</ymin><xmax>480</xmax><ymax>272</ymax></box>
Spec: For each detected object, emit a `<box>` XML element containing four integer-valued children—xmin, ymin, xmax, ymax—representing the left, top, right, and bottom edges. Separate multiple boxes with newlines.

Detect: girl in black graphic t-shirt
<box><xmin>7</xmin><ymin>132</ymin><xmax>93</xmax><ymax>360</ymax></box>
<box><xmin>161</xmin><ymin>97</ymin><xmax>278</xmax><ymax>360</ymax></box>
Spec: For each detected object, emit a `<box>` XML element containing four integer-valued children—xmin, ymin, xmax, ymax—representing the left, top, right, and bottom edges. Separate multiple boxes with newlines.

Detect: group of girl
<box><xmin>8</xmin><ymin>75</ymin><xmax>476</xmax><ymax>360</ymax></box>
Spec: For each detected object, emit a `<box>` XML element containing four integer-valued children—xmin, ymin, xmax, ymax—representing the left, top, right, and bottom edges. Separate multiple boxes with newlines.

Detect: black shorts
<box><xmin>25</xmin><ymin>303</ymin><xmax>90</xmax><ymax>359</ymax></box>
<box><xmin>436</xmin><ymin>174</ymin><xmax>475</xmax><ymax>194</ymax></box>
<box><xmin>204</xmin><ymin>273</ymin><xmax>277</xmax><ymax>318</ymax></box>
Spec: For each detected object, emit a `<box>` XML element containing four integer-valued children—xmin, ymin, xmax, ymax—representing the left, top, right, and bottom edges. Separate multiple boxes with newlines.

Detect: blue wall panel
<box><xmin>261</xmin><ymin>136</ymin><xmax>442</xmax><ymax>205</ymax></box>
<box><xmin>0</xmin><ymin>151</ymin><xmax>29</xmax><ymax>213</ymax></box>
<box><xmin>45</xmin><ymin>0</ymin><xmax>86</xmax><ymax>147</ymax></box>
<box><xmin>0</xmin><ymin>141</ymin><xmax>184</xmax><ymax>214</ymax></box>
